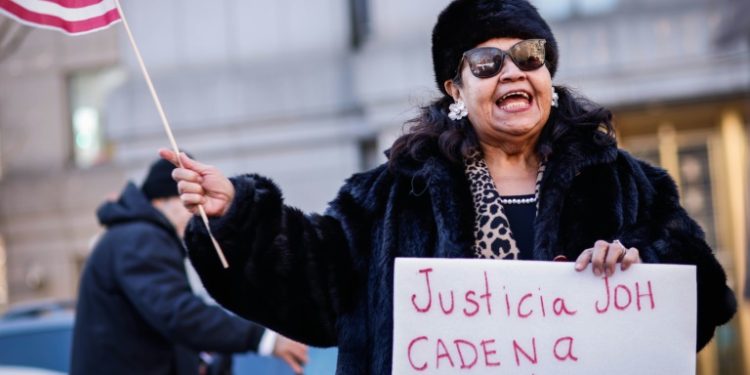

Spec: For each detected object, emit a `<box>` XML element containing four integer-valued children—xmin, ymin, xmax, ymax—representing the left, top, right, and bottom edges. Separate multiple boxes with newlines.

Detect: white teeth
<box><xmin>500</xmin><ymin>91</ymin><xmax>530</xmax><ymax>101</ymax></box>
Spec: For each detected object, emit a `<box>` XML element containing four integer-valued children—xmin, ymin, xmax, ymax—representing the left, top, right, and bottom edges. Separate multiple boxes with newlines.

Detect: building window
<box><xmin>68</xmin><ymin>67</ymin><xmax>125</xmax><ymax>168</ymax></box>
<box><xmin>677</xmin><ymin>144</ymin><xmax>717</xmax><ymax>249</ymax></box>
<box><xmin>534</xmin><ymin>0</ymin><xmax>619</xmax><ymax>20</ymax></box>
<box><xmin>349</xmin><ymin>0</ymin><xmax>370</xmax><ymax>49</ymax></box>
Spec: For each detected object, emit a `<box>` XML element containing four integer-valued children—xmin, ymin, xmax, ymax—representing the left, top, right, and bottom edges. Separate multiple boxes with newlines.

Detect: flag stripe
<box><xmin>41</xmin><ymin>0</ymin><xmax>108</xmax><ymax>9</ymax></box>
<box><xmin>4</xmin><ymin>0</ymin><xmax>115</xmax><ymax>21</ymax></box>
<box><xmin>0</xmin><ymin>0</ymin><xmax>120</xmax><ymax>34</ymax></box>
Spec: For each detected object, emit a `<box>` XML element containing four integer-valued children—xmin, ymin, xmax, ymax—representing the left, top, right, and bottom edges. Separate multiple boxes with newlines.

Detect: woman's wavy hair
<box><xmin>388</xmin><ymin>85</ymin><xmax>616</xmax><ymax>166</ymax></box>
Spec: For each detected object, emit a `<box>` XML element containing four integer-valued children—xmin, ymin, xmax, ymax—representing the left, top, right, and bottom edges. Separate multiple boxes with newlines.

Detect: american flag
<box><xmin>0</xmin><ymin>0</ymin><xmax>121</xmax><ymax>35</ymax></box>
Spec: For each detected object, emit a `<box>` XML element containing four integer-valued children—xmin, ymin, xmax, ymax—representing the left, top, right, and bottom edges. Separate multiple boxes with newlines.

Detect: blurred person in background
<box><xmin>164</xmin><ymin>0</ymin><xmax>736</xmax><ymax>373</ymax></box>
<box><xmin>70</xmin><ymin>158</ymin><xmax>308</xmax><ymax>375</ymax></box>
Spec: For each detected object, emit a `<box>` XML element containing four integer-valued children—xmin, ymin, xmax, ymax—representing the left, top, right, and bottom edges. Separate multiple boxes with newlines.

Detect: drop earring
<box><xmin>448</xmin><ymin>100</ymin><xmax>468</xmax><ymax>120</ymax></box>
<box><xmin>551</xmin><ymin>87</ymin><xmax>559</xmax><ymax>108</ymax></box>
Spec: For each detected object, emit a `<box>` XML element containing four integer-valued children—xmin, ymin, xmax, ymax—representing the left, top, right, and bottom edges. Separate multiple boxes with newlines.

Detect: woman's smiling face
<box><xmin>446</xmin><ymin>38</ymin><xmax>553</xmax><ymax>149</ymax></box>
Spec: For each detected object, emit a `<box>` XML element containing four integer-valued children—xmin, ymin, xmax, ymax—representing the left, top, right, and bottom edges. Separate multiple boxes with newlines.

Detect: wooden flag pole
<box><xmin>113</xmin><ymin>0</ymin><xmax>229</xmax><ymax>268</ymax></box>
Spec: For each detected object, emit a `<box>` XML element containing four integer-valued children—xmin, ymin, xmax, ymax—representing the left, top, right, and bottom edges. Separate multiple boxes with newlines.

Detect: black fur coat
<box><xmin>186</xmin><ymin>131</ymin><xmax>736</xmax><ymax>375</ymax></box>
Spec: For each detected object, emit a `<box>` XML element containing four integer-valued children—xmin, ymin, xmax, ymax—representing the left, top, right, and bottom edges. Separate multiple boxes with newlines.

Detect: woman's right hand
<box><xmin>574</xmin><ymin>239</ymin><xmax>641</xmax><ymax>277</ymax></box>
<box><xmin>159</xmin><ymin>149</ymin><xmax>235</xmax><ymax>217</ymax></box>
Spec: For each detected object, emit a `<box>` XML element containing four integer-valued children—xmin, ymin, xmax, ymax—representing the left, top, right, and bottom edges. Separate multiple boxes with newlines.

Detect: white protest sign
<box><xmin>393</xmin><ymin>258</ymin><xmax>696</xmax><ymax>374</ymax></box>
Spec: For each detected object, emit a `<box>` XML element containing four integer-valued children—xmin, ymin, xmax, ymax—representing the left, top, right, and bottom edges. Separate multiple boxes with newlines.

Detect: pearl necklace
<box><xmin>499</xmin><ymin>196</ymin><xmax>537</xmax><ymax>205</ymax></box>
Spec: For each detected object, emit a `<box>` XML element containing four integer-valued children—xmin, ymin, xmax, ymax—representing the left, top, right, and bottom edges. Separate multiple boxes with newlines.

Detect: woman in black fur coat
<box><xmin>163</xmin><ymin>0</ymin><xmax>736</xmax><ymax>373</ymax></box>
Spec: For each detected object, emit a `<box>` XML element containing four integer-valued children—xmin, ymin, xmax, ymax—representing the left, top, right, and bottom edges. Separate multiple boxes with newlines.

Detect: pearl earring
<box><xmin>551</xmin><ymin>87</ymin><xmax>559</xmax><ymax>108</ymax></box>
<box><xmin>448</xmin><ymin>100</ymin><xmax>468</xmax><ymax>120</ymax></box>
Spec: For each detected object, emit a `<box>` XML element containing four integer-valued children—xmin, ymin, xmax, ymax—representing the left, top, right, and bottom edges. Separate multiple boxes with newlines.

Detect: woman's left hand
<box><xmin>575</xmin><ymin>239</ymin><xmax>642</xmax><ymax>277</ymax></box>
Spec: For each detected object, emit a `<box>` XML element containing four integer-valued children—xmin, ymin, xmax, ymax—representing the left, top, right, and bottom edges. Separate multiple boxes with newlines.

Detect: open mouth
<box><xmin>496</xmin><ymin>90</ymin><xmax>533</xmax><ymax>112</ymax></box>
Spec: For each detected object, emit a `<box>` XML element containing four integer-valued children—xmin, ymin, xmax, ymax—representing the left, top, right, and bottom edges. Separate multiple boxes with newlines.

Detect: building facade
<box><xmin>0</xmin><ymin>0</ymin><xmax>747</xmax><ymax>373</ymax></box>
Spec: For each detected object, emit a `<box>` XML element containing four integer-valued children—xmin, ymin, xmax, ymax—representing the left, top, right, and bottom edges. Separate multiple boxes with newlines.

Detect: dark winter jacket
<box><xmin>71</xmin><ymin>183</ymin><xmax>266</xmax><ymax>375</ymax></box>
<box><xmin>186</xmin><ymin>130</ymin><xmax>736</xmax><ymax>375</ymax></box>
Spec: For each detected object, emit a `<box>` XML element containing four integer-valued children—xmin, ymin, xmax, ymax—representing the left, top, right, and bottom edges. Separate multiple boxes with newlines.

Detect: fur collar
<box><xmin>387</xmin><ymin>128</ymin><xmax>619</xmax><ymax>260</ymax></box>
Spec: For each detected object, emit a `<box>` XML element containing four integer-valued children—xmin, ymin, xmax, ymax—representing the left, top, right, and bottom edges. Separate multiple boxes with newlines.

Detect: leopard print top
<box><xmin>464</xmin><ymin>153</ymin><xmax>545</xmax><ymax>260</ymax></box>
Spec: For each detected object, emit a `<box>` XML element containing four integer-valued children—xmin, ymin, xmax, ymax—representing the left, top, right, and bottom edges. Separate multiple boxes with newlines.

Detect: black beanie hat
<box><xmin>432</xmin><ymin>0</ymin><xmax>559</xmax><ymax>96</ymax></box>
<box><xmin>141</xmin><ymin>158</ymin><xmax>179</xmax><ymax>200</ymax></box>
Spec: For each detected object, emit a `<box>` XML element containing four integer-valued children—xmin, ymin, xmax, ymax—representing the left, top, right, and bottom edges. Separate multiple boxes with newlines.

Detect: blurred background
<box><xmin>0</xmin><ymin>0</ymin><xmax>747</xmax><ymax>374</ymax></box>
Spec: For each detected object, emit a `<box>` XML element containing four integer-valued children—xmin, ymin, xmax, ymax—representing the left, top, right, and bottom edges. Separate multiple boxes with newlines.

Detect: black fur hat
<box><xmin>432</xmin><ymin>0</ymin><xmax>558</xmax><ymax>96</ymax></box>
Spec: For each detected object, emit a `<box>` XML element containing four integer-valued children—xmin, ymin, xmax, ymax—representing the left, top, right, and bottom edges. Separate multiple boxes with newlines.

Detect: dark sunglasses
<box><xmin>454</xmin><ymin>39</ymin><xmax>547</xmax><ymax>80</ymax></box>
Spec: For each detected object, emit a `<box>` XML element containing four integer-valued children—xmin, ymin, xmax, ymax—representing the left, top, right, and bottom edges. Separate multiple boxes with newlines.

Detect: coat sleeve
<box><xmin>114</xmin><ymin>224</ymin><xmax>266</xmax><ymax>353</ymax></box>
<box><xmin>184</xmin><ymin>170</ymin><xmax>384</xmax><ymax>347</ymax></box>
<box><xmin>619</xmin><ymin>159</ymin><xmax>737</xmax><ymax>351</ymax></box>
